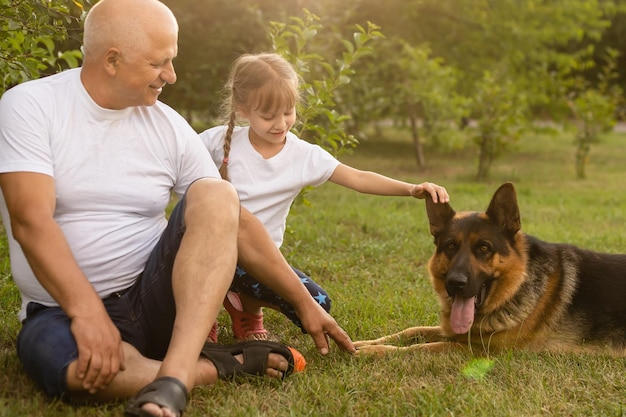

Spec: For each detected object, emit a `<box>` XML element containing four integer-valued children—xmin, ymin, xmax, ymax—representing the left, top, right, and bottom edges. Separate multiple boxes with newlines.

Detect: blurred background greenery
<box><xmin>3</xmin><ymin>0</ymin><xmax>626</xmax><ymax>181</ymax></box>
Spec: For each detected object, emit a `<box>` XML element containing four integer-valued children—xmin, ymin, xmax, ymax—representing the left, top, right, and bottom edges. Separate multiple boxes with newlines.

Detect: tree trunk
<box><xmin>476</xmin><ymin>134</ymin><xmax>492</xmax><ymax>181</ymax></box>
<box><xmin>575</xmin><ymin>141</ymin><xmax>590</xmax><ymax>179</ymax></box>
<box><xmin>407</xmin><ymin>101</ymin><xmax>426</xmax><ymax>169</ymax></box>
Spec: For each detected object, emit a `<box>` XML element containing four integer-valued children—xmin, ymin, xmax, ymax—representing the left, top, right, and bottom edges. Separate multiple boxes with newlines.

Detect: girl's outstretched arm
<box><xmin>328</xmin><ymin>163</ymin><xmax>449</xmax><ymax>203</ymax></box>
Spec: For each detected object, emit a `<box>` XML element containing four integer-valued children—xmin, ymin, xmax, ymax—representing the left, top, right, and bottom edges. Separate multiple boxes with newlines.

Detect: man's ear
<box><xmin>104</xmin><ymin>48</ymin><xmax>122</xmax><ymax>76</ymax></box>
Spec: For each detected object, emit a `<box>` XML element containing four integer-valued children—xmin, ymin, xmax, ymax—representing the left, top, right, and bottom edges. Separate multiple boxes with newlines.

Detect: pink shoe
<box><xmin>224</xmin><ymin>291</ymin><xmax>268</xmax><ymax>341</ymax></box>
<box><xmin>208</xmin><ymin>321</ymin><xmax>218</xmax><ymax>344</ymax></box>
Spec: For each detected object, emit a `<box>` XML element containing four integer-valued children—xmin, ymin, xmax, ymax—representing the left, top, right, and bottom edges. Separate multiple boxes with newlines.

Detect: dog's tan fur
<box><xmin>355</xmin><ymin>183</ymin><xmax>626</xmax><ymax>357</ymax></box>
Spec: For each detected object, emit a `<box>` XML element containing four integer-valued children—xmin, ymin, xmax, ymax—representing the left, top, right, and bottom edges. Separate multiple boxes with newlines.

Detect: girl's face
<box><xmin>242</xmin><ymin>104</ymin><xmax>297</xmax><ymax>147</ymax></box>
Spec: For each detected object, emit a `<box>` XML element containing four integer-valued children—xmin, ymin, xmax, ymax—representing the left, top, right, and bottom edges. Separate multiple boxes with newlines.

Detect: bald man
<box><xmin>0</xmin><ymin>0</ymin><xmax>355</xmax><ymax>416</ymax></box>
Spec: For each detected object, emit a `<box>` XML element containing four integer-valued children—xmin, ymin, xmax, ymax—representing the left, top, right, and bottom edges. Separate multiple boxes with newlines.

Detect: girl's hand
<box><xmin>411</xmin><ymin>182</ymin><xmax>450</xmax><ymax>203</ymax></box>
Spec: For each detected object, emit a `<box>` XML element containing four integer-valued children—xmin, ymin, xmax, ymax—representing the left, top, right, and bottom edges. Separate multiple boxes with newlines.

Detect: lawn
<box><xmin>1</xmin><ymin>127</ymin><xmax>625</xmax><ymax>416</ymax></box>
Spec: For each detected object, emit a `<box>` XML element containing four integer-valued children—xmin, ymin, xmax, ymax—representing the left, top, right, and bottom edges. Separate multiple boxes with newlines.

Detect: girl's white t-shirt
<box><xmin>200</xmin><ymin>125</ymin><xmax>339</xmax><ymax>247</ymax></box>
<box><xmin>0</xmin><ymin>68</ymin><xmax>218</xmax><ymax>320</ymax></box>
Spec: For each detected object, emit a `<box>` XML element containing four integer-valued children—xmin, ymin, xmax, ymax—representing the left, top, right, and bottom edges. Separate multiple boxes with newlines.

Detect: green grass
<box><xmin>2</xmin><ymin>128</ymin><xmax>626</xmax><ymax>416</ymax></box>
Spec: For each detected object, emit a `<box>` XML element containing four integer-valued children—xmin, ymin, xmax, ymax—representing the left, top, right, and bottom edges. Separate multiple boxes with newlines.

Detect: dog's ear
<box><xmin>425</xmin><ymin>198</ymin><xmax>456</xmax><ymax>237</ymax></box>
<box><xmin>486</xmin><ymin>182</ymin><xmax>521</xmax><ymax>237</ymax></box>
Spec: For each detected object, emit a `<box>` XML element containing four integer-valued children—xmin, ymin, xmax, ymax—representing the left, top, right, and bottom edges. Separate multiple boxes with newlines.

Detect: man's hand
<box><xmin>71</xmin><ymin>309</ymin><xmax>125</xmax><ymax>393</ymax></box>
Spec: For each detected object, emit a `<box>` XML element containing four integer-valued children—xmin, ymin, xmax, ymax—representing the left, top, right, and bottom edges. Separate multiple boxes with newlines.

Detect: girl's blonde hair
<box><xmin>218</xmin><ymin>53</ymin><xmax>301</xmax><ymax>180</ymax></box>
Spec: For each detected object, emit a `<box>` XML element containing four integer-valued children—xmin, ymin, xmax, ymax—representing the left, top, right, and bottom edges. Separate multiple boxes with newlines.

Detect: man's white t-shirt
<box><xmin>0</xmin><ymin>68</ymin><xmax>219</xmax><ymax>320</ymax></box>
<box><xmin>200</xmin><ymin>125</ymin><xmax>339</xmax><ymax>247</ymax></box>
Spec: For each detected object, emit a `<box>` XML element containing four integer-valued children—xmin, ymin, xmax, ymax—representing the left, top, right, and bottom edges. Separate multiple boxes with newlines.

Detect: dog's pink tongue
<box><xmin>450</xmin><ymin>296</ymin><xmax>475</xmax><ymax>334</ymax></box>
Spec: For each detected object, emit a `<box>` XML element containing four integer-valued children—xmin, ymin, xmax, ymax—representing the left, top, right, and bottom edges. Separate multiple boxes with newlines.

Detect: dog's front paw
<box><xmin>353</xmin><ymin>339</ymin><xmax>376</xmax><ymax>349</ymax></box>
<box><xmin>353</xmin><ymin>337</ymin><xmax>391</xmax><ymax>348</ymax></box>
<box><xmin>354</xmin><ymin>344</ymin><xmax>399</xmax><ymax>357</ymax></box>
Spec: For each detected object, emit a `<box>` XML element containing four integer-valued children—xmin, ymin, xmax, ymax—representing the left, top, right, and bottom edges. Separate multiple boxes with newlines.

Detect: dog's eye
<box><xmin>478</xmin><ymin>242</ymin><xmax>491</xmax><ymax>253</ymax></box>
<box><xmin>440</xmin><ymin>239</ymin><xmax>456</xmax><ymax>253</ymax></box>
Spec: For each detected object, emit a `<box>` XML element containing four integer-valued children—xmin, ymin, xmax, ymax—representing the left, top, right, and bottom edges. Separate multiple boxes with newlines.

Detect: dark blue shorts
<box><xmin>17</xmin><ymin>194</ymin><xmax>190</xmax><ymax>397</ymax></box>
<box><xmin>16</xmin><ymin>192</ymin><xmax>332</xmax><ymax>398</ymax></box>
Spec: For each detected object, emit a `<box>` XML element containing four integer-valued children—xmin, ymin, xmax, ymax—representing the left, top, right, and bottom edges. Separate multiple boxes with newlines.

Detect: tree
<box><xmin>341</xmin><ymin>38</ymin><xmax>470</xmax><ymax>169</ymax></box>
<box><xmin>268</xmin><ymin>10</ymin><xmax>382</xmax><ymax>207</ymax></box>
<box><xmin>352</xmin><ymin>0</ymin><xmax>620</xmax><ymax>180</ymax></box>
<box><xmin>270</xmin><ymin>10</ymin><xmax>383</xmax><ymax>158</ymax></box>
<box><xmin>395</xmin><ymin>40</ymin><xmax>469</xmax><ymax>168</ymax></box>
<box><xmin>472</xmin><ymin>71</ymin><xmax>528</xmax><ymax>181</ymax></box>
<box><xmin>566</xmin><ymin>49</ymin><xmax>623</xmax><ymax>179</ymax></box>
<box><xmin>0</xmin><ymin>0</ymin><xmax>84</xmax><ymax>95</ymax></box>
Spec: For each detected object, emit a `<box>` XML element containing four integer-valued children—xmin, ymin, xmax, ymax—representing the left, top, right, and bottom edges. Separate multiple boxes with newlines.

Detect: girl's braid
<box><xmin>219</xmin><ymin>106</ymin><xmax>236</xmax><ymax>181</ymax></box>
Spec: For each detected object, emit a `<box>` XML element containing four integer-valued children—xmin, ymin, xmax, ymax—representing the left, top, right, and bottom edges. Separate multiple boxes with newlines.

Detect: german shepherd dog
<box><xmin>354</xmin><ymin>182</ymin><xmax>626</xmax><ymax>356</ymax></box>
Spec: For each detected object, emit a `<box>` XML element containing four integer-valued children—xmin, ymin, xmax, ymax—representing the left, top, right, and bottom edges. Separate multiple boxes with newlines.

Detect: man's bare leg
<box><xmin>62</xmin><ymin>180</ymin><xmax>288</xmax><ymax>415</ymax></box>
<box><xmin>157</xmin><ymin>178</ymin><xmax>240</xmax><ymax>388</ymax></box>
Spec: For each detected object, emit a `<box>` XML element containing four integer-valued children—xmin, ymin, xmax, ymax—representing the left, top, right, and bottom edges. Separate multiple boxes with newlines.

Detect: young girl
<box><xmin>200</xmin><ymin>53</ymin><xmax>449</xmax><ymax>342</ymax></box>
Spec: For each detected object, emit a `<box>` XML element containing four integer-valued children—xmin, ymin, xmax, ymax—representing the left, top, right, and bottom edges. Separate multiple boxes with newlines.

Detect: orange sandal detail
<box><xmin>224</xmin><ymin>292</ymin><xmax>269</xmax><ymax>341</ymax></box>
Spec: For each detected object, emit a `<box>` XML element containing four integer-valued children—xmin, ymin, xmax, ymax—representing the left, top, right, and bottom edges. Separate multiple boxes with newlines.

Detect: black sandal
<box><xmin>200</xmin><ymin>340</ymin><xmax>295</xmax><ymax>380</ymax></box>
<box><xmin>124</xmin><ymin>376</ymin><xmax>188</xmax><ymax>417</ymax></box>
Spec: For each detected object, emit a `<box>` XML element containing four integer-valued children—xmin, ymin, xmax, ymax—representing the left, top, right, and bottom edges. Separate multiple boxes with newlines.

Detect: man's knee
<box><xmin>187</xmin><ymin>178</ymin><xmax>239</xmax><ymax>208</ymax></box>
<box><xmin>183</xmin><ymin>178</ymin><xmax>240</xmax><ymax>234</ymax></box>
